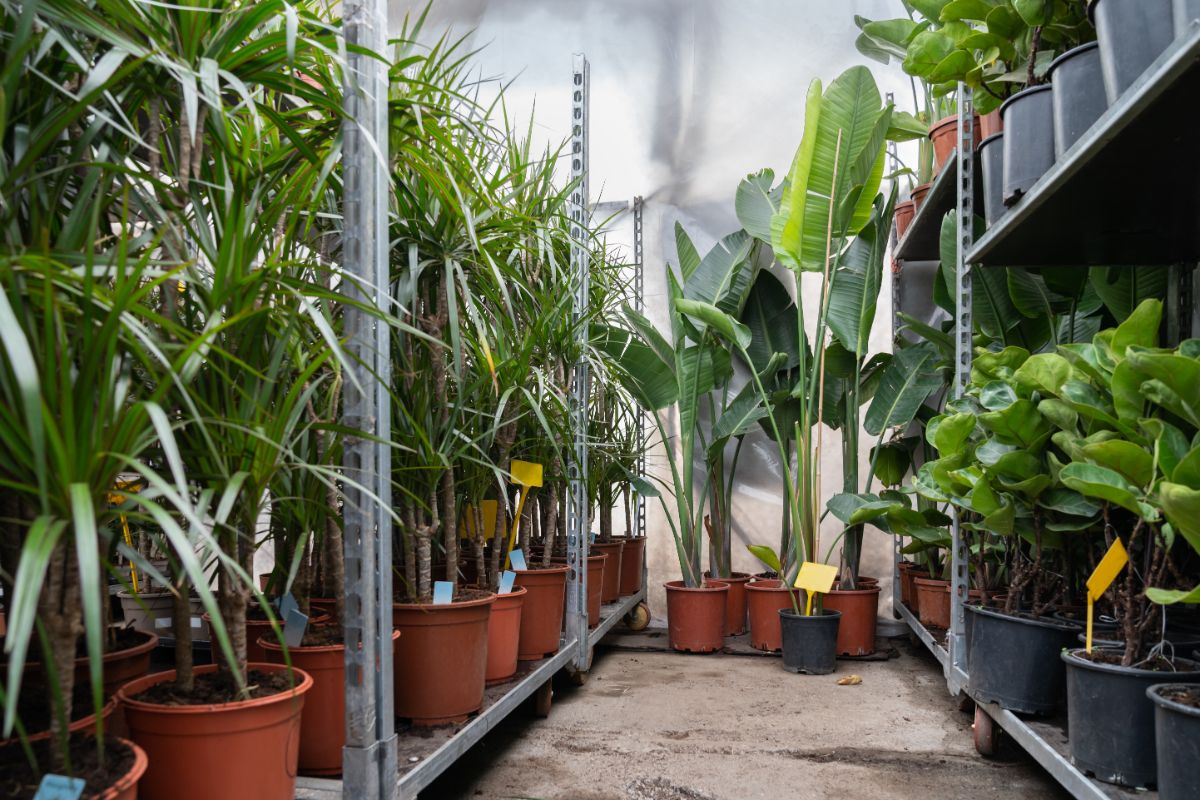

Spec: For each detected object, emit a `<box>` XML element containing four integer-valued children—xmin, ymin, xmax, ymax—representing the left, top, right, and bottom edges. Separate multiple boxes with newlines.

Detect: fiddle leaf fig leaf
<box><xmin>1171</xmin><ymin>446</ymin><xmax>1200</xmax><ymax>491</ymax></box>
<box><xmin>1061</xmin><ymin>463</ymin><xmax>1157</xmax><ymax>521</ymax></box>
<box><xmin>1013</xmin><ymin>353</ymin><xmax>1071</xmax><ymax>398</ymax></box>
<box><xmin>1080</xmin><ymin>440</ymin><xmax>1155</xmax><ymax>489</ymax></box>
<box><xmin>1142</xmin><ymin>418</ymin><xmax>1189</xmax><ymax>480</ymax></box>
<box><xmin>1159</xmin><ymin>482</ymin><xmax>1200</xmax><ymax>555</ymax></box>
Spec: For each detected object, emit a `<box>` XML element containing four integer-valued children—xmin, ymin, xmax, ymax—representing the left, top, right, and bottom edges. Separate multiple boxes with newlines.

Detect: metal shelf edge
<box><xmin>896</xmin><ymin>601</ymin><xmax>949</xmax><ymax>669</ymax></box>
<box><xmin>895</xmin><ymin>149</ymin><xmax>958</xmax><ymax>262</ymax></box>
<box><xmin>968</xmin><ymin>25</ymin><xmax>1200</xmax><ymax>265</ymax></box>
<box><xmin>588</xmin><ymin>590</ymin><xmax>646</xmax><ymax>648</ymax></box>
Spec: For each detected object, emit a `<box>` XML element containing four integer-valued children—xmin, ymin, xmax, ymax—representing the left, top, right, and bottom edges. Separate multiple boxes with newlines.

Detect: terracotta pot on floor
<box><xmin>665</xmin><ymin>580</ymin><xmax>729</xmax><ymax>653</ymax></box>
<box><xmin>705</xmin><ymin>571</ymin><xmax>751</xmax><ymax>635</ymax></box>
<box><xmin>823</xmin><ymin>585</ymin><xmax>882</xmax><ymax>656</ymax></box>
<box><xmin>262</xmin><ymin>629</ymin><xmax>400</xmax><ymax>775</ymax></box>
<box><xmin>393</xmin><ymin>593</ymin><xmax>494</xmax><ymax>726</ymax></box>
<box><xmin>119</xmin><ymin>662</ymin><xmax>312</xmax><ymax>800</ymax></box>
<box><xmin>485</xmin><ymin>586</ymin><xmax>527</xmax><ymax>684</ymax></box>
<box><xmin>746</xmin><ymin>579</ymin><xmax>803</xmax><ymax>652</ymax></box>
<box><xmin>514</xmin><ymin>565</ymin><xmax>569</xmax><ymax>660</ymax></box>
<box><xmin>914</xmin><ymin>577</ymin><xmax>951</xmax><ymax>629</ymax></box>
<box><xmin>591</xmin><ymin>540</ymin><xmax>625</xmax><ymax>603</ymax></box>
<box><xmin>616</xmin><ymin>536</ymin><xmax>646</xmax><ymax>595</ymax></box>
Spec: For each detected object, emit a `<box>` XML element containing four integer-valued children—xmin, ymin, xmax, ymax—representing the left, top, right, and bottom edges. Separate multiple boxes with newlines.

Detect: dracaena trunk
<box><xmin>172</xmin><ymin>576</ymin><xmax>194</xmax><ymax>693</ymax></box>
<box><xmin>39</xmin><ymin>540</ymin><xmax>82</xmax><ymax>772</ymax></box>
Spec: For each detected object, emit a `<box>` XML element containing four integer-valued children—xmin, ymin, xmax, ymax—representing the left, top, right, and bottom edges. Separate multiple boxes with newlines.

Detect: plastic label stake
<box><xmin>1085</xmin><ymin>538</ymin><xmax>1129</xmax><ymax>652</ymax></box>
<box><xmin>794</xmin><ymin>562</ymin><xmax>838</xmax><ymax>616</ymax></box>
<box><xmin>432</xmin><ymin>581</ymin><xmax>454</xmax><ymax>605</ymax></box>
<box><xmin>499</xmin><ymin>570</ymin><xmax>517</xmax><ymax>594</ymax></box>
<box><xmin>459</xmin><ymin>499</ymin><xmax>503</xmax><ymax>541</ymax></box>
<box><xmin>509</xmin><ymin>549</ymin><xmax>528</xmax><ymax>572</ymax></box>
<box><xmin>505</xmin><ymin>461</ymin><xmax>544</xmax><ymax>569</ymax></box>
<box><xmin>34</xmin><ymin>774</ymin><xmax>85</xmax><ymax>800</ymax></box>
<box><xmin>283</xmin><ymin>609</ymin><xmax>309</xmax><ymax>648</ymax></box>
<box><xmin>278</xmin><ymin>592</ymin><xmax>299</xmax><ymax>620</ymax></box>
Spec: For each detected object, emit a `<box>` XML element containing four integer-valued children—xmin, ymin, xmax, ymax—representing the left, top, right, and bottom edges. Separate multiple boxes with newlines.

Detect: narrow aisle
<box><xmin>422</xmin><ymin>641</ymin><xmax>1071</xmax><ymax>800</ymax></box>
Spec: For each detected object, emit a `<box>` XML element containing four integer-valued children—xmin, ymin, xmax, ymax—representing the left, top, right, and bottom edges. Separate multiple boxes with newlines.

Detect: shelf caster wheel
<box><xmin>624</xmin><ymin>602</ymin><xmax>651</xmax><ymax>631</ymax></box>
<box><xmin>534</xmin><ymin>680</ymin><xmax>552</xmax><ymax>718</ymax></box>
<box><xmin>568</xmin><ymin>669</ymin><xmax>589</xmax><ymax>687</ymax></box>
<box><xmin>973</xmin><ymin>704</ymin><xmax>996</xmax><ymax>757</ymax></box>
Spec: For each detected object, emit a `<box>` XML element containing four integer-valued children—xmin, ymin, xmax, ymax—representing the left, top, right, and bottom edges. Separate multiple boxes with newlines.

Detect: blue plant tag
<box><xmin>590</xmin><ymin>531</ymin><xmax>597</xmax><ymax>543</ymax></box>
<box><xmin>283</xmin><ymin>608</ymin><xmax>308</xmax><ymax>648</ymax></box>
<box><xmin>509</xmin><ymin>549</ymin><xmax>528</xmax><ymax>571</ymax></box>
<box><xmin>432</xmin><ymin>581</ymin><xmax>454</xmax><ymax>605</ymax></box>
<box><xmin>33</xmin><ymin>775</ymin><xmax>84</xmax><ymax>800</ymax></box>
<box><xmin>278</xmin><ymin>592</ymin><xmax>299</xmax><ymax>619</ymax></box>
<box><xmin>499</xmin><ymin>570</ymin><xmax>516</xmax><ymax>594</ymax></box>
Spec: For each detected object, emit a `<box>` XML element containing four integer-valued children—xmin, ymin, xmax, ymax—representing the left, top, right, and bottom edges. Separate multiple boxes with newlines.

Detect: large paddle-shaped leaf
<box><xmin>864</xmin><ymin>343</ymin><xmax>943</xmax><ymax>435</ymax></box>
<box><xmin>827</xmin><ymin>190</ymin><xmax>896</xmax><ymax>357</ymax></box>
<box><xmin>736</xmin><ymin>169</ymin><xmax>780</xmax><ymax>245</ymax></box>
<box><xmin>683</xmin><ymin>230</ymin><xmax>756</xmax><ymax>314</ymax></box>
<box><xmin>740</xmin><ymin>270</ymin><xmax>803</xmax><ymax>373</ymax></box>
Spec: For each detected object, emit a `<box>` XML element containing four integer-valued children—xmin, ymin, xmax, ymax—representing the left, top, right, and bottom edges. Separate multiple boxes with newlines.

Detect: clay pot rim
<box><xmin>202</xmin><ymin>610</ymin><xmax>331</xmax><ymax>628</ymax></box>
<box><xmin>913</xmin><ymin>576</ymin><xmax>950</xmax><ymax>587</ymax></box>
<box><xmin>746</xmin><ymin>579</ymin><xmax>800</xmax><ymax>593</ymax></box>
<box><xmin>258</xmin><ymin>627</ymin><xmax>399</xmax><ymax>655</ymax></box>
<box><xmin>393</xmin><ymin>592</ymin><xmax>496</xmax><ymax>612</ymax></box>
<box><xmin>928</xmin><ymin>112</ymin><xmax>979</xmax><ymax>136</ymax></box>
<box><xmin>513</xmin><ymin>564</ymin><xmax>570</xmax><ymax>576</ymax></box>
<box><xmin>663</xmin><ymin>580</ymin><xmax>729</xmax><ymax>593</ymax></box>
<box><xmin>591</xmin><ymin>540</ymin><xmax>625</xmax><ymax>548</ymax></box>
<box><xmin>827</xmin><ymin>585</ymin><xmax>882</xmax><ymax>596</ymax></box>
<box><xmin>895</xmin><ymin>199</ymin><xmax>916</xmax><ymax>210</ymax></box>
<box><xmin>117</xmin><ymin>661</ymin><xmax>314</xmax><ymax>713</ymax></box>
<box><xmin>703</xmin><ymin>571</ymin><xmax>752</xmax><ymax>584</ymax></box>
<box><xmin>550</xmin><ymin>554</ymin><xmax>607</xmax><ymax>564</ymax></box>
<box><xmin>97</xmin><ymin>736</ymin><xmax>149</xmax><ymax>800</ymax></box>
<box><xmin>1</xmin><ymin>695</ymin><xmax>120</xmax><ymax>747</ymax></box>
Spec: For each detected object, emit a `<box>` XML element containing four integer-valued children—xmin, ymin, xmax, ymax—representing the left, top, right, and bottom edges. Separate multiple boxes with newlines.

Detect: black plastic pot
<box><xmin>1063</xmin><ymin>648</ymin><xmax>1200</xmax><ymax>788</ymax></box>
<box><xmin>1048</xmin><ymin>42</ymin><xmax>1107</xmax><ymax>158</ymax></box>
<box><xmin>1076</xmin><ymin>632</ymin><xmax>1200</xmax><ymax>655</ymax></box>
<box><xmin>1178</xmin><ymin>0</ymin><xmax>1200</xmax><ymax>35</ymax></box>
<box><xmin>978</xmin><ymin>133</ymin><xmax>1005</xmax><ymax>228</ymax></box>
<box><xmin>1051</xmin><ymin>608</ymin><xmax>1118</xmax><ymax>632</ymax></box>
<box><xmin>1091</xmin><ymin>0</ymin><xmax>1176</xmax><ymax>104</ymax></box>
<box><xmin>1148</xmin><ymin>684</ymin><xmax>1200</xmax><ymax>800</ymax></box>
<box><xmin>967</xmin><ymin>605</ymin><xmax>1079</xmax><ymax>714</ymax></box>
<box><xmin>779</xmin><ymin>609</ymin><xmax>840</xmax><ymax>675</ymax></box>
<box><xmin>1000</xmin><ymin>85</ymin><xmax>1054</xmax><ymax>207</ymax></box>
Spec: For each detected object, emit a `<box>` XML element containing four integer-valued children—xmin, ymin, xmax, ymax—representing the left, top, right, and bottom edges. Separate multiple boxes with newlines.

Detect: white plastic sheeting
<box><xmin>390</xmin><ymin>0</ymin><xmax>915</xmax><ymax>614</ymax></box>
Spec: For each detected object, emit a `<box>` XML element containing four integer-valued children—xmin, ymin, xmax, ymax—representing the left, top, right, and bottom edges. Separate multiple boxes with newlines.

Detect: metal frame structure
<box><xmin>310</xmin><ymin>47</ymin><xmax>650</xmax><ymax>800</ymax></box>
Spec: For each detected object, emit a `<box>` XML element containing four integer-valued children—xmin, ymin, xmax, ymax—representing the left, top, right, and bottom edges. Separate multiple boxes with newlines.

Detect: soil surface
<box><xmin>1074</xmin><ymin>649</ymin><xmax>1187</xmax><ymax>671</ymax></box>
<box><xmin>1161</xmin><ymin>686</ymin><xmax>1200</xmax><ymax>709</ymax></box>
<box><xmin>0</xmin><ymin>733</ymin><xmax>134</xmax><ymax>800</ymax></box>
<box><xmin>130</xmin><ymin>668</ymin><xmax>295</xmax><ymax>706</ymax></box>
<box><xmin>297</xmin><ymin>624</ymin><xmax>343</xmax><ymax>648</ymax></box>
<box><xmin>414</xmin><ymin>637</ymin><xmax>1070</xmax><ymax>800</ymax></box>
<box><xmin>8</xmin><ymin>683</ymin><xmax>110</xmax><ymax>736</ymax></box>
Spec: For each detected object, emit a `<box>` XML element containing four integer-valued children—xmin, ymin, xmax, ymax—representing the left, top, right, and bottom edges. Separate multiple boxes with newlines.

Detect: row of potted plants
<box><xmin>0</xmin><ymin>2</ymin><xmax>652</xmax><ymax>798</ymax></box>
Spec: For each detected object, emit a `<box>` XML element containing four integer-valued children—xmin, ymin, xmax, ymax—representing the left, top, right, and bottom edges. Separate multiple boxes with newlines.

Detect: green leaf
<box><xmin>932</xmin><ymin>413</ymin><xmax>977</xmax><ymax>454</ymax></box>
<box><xmin>909</xmin><ymin>0</ymin><xmax>955</xmax><ymax>20</ymax></box>
<box><xmin>1146</xmin><ymin>585</ymin><xmax>1200</xmax><ymax>605</ymax></box>
<box><xmin>1039</xmin><ymin>488</ymin><xmax>1101</xmax><ymax>517</ymax></box>
<box><xmin>675</xmin><ymin>298</ymin><xmax>752</xmax><ymax>350</ymax></box>
<box><xmin>904</xmin><ymin>31</ymin><xmax>957</xmax><ymax>78</ymax></box>
<box><xmin>1171</xmin><ymin>446</ymin><xmax>1200</xmax><ymax>490</ymax></box>
<box><xmin>827</xmin><ymin>193</ymin><xmax>894</xmax><ymax>356</ymax></box>
<box><xmin>740</xmin><ymin>271</ymin><xmax>802</xmax><ymax>373</ymax></box>
<box><xmin>736</xmin><ymin>169</ymin><xmax>779</xmax><ymax>245</ymax></box>
<box><xmin>1160</xmin><ymin>482</ymin><xmax>1200</xmax><ymax>554</ymax></box>
<box><xmin>1142</xmin><ymin>419</ymin><xmax>1190</xmax><ymax>480</ymax></box>
<box><xmin>711</xmin><ymin>382</ymin><xmax>769</xmax><ymax>445</ymax></box>
<box><xmin>675</xmin><ymin>222</ymin><xmax>702</xmax><ymax>281</ymax></box>
<box><xmin>1111</xmin><ymin>299</ymin><xmax>1163</xmax><ymax>356</ymax></box>
<box><xmin>1013</xmin><ymin>353</ymin><xmax>1070</xmax><ymax>398</ymax></box>
<box><xmin>1061</xmin><ymin>463</ymin><xmax>1157</xmax><ymax>520</ymax></box>
<box><xmin>872</xmin><ymin>442</ymin><xmax>913</xmax><ymax>487</ymax></box>
<box><xmin>1081</xmin><ymin>440</ymin><xmax>1154</xmax><ymax>488</ymax></box>
<box><xmin>1090</xmin><ymin>266</ymin><xmax>1168</xmax><ymax>322</ymax></box>
<box><xmin>941</xmin><ymin>0</ymin><xmax>1000</xmax><ymax>22</ymax></box>
<box><xmin>864</xmin><ymin>344</ymin><xmax>943</xmax><ymax>435</ymax></box>
<box><xmin>979</xmin><ymin>381</ymin><xmax>1018</xmax><ymax>410</ymax></box>
<box><xmin>1013</xmin><ymin>0</ymin><xmax>1052</xmax><ymax>26</ymax></box>
<box><xmin>685</xmin><ymin>230</ymin><xmax>756</xmax><ymax>313</ymax></box>
<box><xmin>747</xmin><ymin>544</ymin><xmax>783</xmax><ymax>574</ymax></box>
<box><xmin>978</xmin><ymin>399</ymin><xmax>1051</xmax><ymax>449</ymax></box>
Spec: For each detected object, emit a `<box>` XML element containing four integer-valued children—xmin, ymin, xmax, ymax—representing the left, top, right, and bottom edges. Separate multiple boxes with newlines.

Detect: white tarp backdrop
<box><xmin>390</xmin><ymin>0</ymin><xmax>916</xmax><ymax>616</ymax></box>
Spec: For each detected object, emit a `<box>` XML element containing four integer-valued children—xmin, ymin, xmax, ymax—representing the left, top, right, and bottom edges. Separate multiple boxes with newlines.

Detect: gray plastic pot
<box><xmin>1048</xmin><ymin>42</ymin><xmax>1107</xmax><ymax>158</ymax></box>
<box><xmin>1063</xmin><ymin>648</ymin><xmax>1200</xmax><ymax>788</ymax></box>
<box><xmin>1000</xmin><ymin>85</ymin><xmax>1054</xmax><ymax>207</ymax></box>
<box><xmin>1175</xmin><ymin>0</ymin><xmax>1200</xmax><ymax>36</ymax></box>
<box><xmin>1148</xmin><ymin>684</ymin><xmax>1200</xmax><ymax>800</ymax></box>
<box><xmin>978</xmin><ymin>133</ymin><xmax>1005</xmax><ymax>227</ymax></box>
<box><xmin>1091</xmin><ymin>0</ymin><xmax>1176</xmax><ymax>103</ymax></box>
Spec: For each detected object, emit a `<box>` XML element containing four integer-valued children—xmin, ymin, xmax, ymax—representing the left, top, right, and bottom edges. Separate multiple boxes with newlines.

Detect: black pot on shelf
<box><xmin>1076</xmin><ymin>631</ymin><xmax>1200</xmax><ymax>654</ymax></box>
<box><xmin>1000</xmin><ymin>85</ymin><xmax>1054</xmax><ymax>207</ymax></box>
<box><xmin>1062</xmin><ymin>648</ymin><xmax>1200</xmax><ymax>788</ymax></box>
<box><xmin>1091</xmin><ymin>0</ymin><xmax>1176</xmax><ymax>104</ymax></box>
<box><xmin>1148</xmin><ymin>684</ymin><xmax>1200</xmax><ymax>800</ymax></box>
<box><xmin>978</xmin><ymin>133</ymin><xmax>1005</xmax><ymax>228</ymax></box>
<box><xmin>1178</xmin><ymin>0</ymin><xmax>1200</xmax><ymax>35</ymax></box>
<box><xmin>967</xmin><ymin>605</ymin><xmax>1079</xmax><ymax>714</ymax></box>
<box><xmin>779</xmin><ymin>609</ymin><xmax>840</xmax><ymax>675</ymax></box>
<box><xmin>1048</xmin><ymin>42</ymin><xmax>1107</xmax><ymax>158</ymax></box>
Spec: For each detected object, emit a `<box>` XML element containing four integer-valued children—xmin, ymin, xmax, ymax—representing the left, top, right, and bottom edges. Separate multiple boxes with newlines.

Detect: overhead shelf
<box><xmin>895</xmin><ymin>149</ymin><xmax>960</xmax><ymax>262</ymax></box>
<box><xmin>970</xmin><ymin>25</ymin><xmax>1200</xmax><ymax>267</ymax></box>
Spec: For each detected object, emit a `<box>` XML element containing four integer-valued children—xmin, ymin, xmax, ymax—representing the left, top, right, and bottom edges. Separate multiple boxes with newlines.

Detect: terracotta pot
<box><xmin>261</xmin><ymin>629</ymin><xmax>400</xmax><ymax>775</ymax></box>
<box><xmin>979</xmin><ymin>108</ymin><xmax>1003</xmax><ymax>139</ymax></box>
<box><xmin>914</xmin><ymin>577</ymin><xmax>951</xmax><ymax>629</ymax></box>
<box><xmin>894</xmin><ymin>200</ymin><xmax>916</xmax><ymax>239</ymax></box>
<box><xmin>258</xmin><ymin>573</ymin><xmax>271</xmax><ymax>591</ymax></box>
<box><xmin>204</xmin><ymin>611</ymin><xmax>329</xmax><ymax>665</ymax></box>
<box><xmin>664</xmin><ymin>580</ymin><xmax>729</xmax><ymax>653</ymax></box>
<box><xmin>591</xmin><ymin>540</ymin><xmax>625</xmax><ymax>603</ymax></box>
<box><xmin>550</xmin><ymin>554</ymin><xmax>606</xmax><ymax>628</ymax></box>
<box><xmin>98</xmin><ymin>736</ymin><xmax>149</xmax><ymax>800</ymax></box>
<box><xmin>393</xmin><ymin>593</ymin><xmax>494</xmax><ymax>726</ymax></box>
<box><xmin>616</xmin><ymin>536</ymin><xmax>646</xmax><ymax>595</ymax></box>
<box><xmin>929</xmin><ymin>113</ymin><xmax>982</xmax><ymax>174</ymax></box>
<box><xmin>513</xmin><ymin>565</ymin><xmax>568</xmax><ymax>660</ymax></box>
<box><xmin>485</xmin><ymin>586</ymin><xmax>527</xmax><ymax>685</ymax></box>
<box><xmin>910</xmin><ymin>182</ymin><xmax>933</xmax><ymax>212</ymax></box>
<box><xmin>119</xmin><ymin>662</ymin><xmax>312</xmax><ymax>800</ymax></box>
<box><xmin>746</xmin><ymin>579</ymin><xmax>803</xmax><ymax>652</ymax></box>
<box><xmin>823</xmin><ymin>586</ymin><xmax>881</xmax><ymax>656</ymax></box>
<box><xmin>902</xmin><ymin>567</ymin><xmax>930</xmax><ymax>615</ymax></box>
<box><xmin>90</xmin><ymin>629</ymin><xmax>158</xmax><ymax>697</ymax></box>
<box><xmin>0</xmin><ymin>695</ymin><xmax>119</xmax><ymax>748</ymax></box>
<box><xmin>705</xmin><ymin>571</ymin><xmax>751</xmax><ymax>635</ymax></box>
<box><xmin>308</xmin><ymin>598</ymin><xmax>337</xmax><ymax>617</ymax></box>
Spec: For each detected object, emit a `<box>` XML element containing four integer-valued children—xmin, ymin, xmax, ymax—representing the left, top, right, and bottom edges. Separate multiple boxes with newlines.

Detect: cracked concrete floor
<box><xmin>421</xmin><ymin>640</ymin><xmax>1070</xmax><ymax>800</ymax></box>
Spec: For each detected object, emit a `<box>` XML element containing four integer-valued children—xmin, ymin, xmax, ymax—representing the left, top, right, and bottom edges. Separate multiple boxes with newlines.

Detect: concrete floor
<box><xmin>422</xmin><ymin>640</ymin><xmax>1071</xmax><ymax>800</ymax></box>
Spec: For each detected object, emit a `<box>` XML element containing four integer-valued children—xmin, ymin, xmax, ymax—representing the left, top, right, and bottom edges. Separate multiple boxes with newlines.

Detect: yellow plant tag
<box><xmin>795</xmin><ymin>562</ymin><xmax>838</xmax><ymax>616</ymax></box>
<box><xmin>510</xmin><ymin>460</ymin><xmax>543</xmax><ymax>488</ymax></box>
<box><xmin>459</xmin><ymin>500</ymin><xmax>503</xmax><ymax>540</ymax></box>
<box><xmin>1086</xmin><ymin>539</ymin><xmax>1129</xmax><ymax>652</ymax></box>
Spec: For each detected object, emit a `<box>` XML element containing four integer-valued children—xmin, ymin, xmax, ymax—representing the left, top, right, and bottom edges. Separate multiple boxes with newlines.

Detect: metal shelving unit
<box><xmin>891</xmin><ymin>29</ymin><xmax>1200</xmax><ymax>793</ymax></box>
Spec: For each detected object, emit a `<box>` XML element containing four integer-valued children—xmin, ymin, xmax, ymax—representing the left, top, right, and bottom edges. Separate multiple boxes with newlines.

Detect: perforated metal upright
<box><xmin>633</xmin><ymin>196</ymin><xmax>649</xmax><ymax>586</ymax></box>
<box><xmin>340</xmin><ymin>0</ymin><xmax>396</xmax><ymax>796</ymax></box>
<box><xmin>567</xmin><ymin>53</ymin><xmax>592</xmax><ymax>672</ymax></box>
<box><xmin>947</xmin><ymin>87</ymin><xmax>975</xmax><ymax>693</ymax></box>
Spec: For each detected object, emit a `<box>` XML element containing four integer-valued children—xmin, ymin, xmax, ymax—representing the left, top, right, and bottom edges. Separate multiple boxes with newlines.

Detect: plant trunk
<box><xmin>39</xmin><ymin>540</ymin><xmax>82</xmax><ymax>772</ymax></box>
<box><xmin>441</xmin><ymin>470</ymin><xmax>458</xmax><ymax>589</ymax></box>
<box><xmin>172</xmin><ymin>575</ymin><xmax>194</xmax><ymax>693</ymax></box>
<box><xmin>599</xmin><ymin>482</ymin><xmax>613</xmax><ymax>543</ymax></box>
